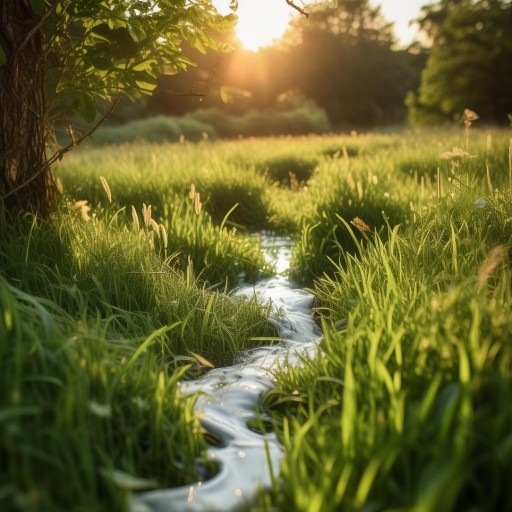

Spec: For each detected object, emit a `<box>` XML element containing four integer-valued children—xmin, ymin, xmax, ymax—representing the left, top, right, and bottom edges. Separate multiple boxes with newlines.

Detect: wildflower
<box><xmin>439</xmin><ymin>146</ymin><xmax>474</xmax><ymax>160</ymax></box>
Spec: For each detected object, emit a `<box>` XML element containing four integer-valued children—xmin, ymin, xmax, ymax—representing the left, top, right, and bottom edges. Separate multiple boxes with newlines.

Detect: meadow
<box><xmin>1</xmin><ymin>124</ymin><xmax>511</xmax><ymax>511</ymax></box>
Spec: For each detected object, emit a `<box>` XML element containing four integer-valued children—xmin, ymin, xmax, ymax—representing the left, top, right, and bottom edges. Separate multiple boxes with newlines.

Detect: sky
<box><xmin>213</xmin><ymin>0</ymin><xmax>428</xmax><ymax>51</ymax></box>
<box><xmin>375</xmin><ymin>0</ymin><xmax>427</xmax><ymax>47</ymax></box>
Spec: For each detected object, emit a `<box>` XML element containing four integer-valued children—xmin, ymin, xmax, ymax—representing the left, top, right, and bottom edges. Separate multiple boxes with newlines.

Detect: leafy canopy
<box><xmin>9</xmin><ymin>0</ymin><xmax>237</xmax><ymax>124</ymax></box>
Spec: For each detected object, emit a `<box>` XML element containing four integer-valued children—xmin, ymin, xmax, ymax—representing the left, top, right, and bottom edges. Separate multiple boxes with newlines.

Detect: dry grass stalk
<box><xmin>142</xmin><ymin>203</ymin><xmax>152</xmax><ymax>227</ymax></box>
<box><xmin>486</xmin><ymin>161</ymin><xmax>493</xmax><ymax>194</ymax></box>
<box><xmin>194</xmin><ymin>193</ymin><xmax>202</xmax><ymax>215</ymax></box>
<box><xmin>100</xmin><ymin>176</ymin><xmax>112</xmax><ymax>204</ymax></box>
<box><xmin>478</xmin><ymin>245</ymin><xmax>505</xmax><ymax>288</ymax></box>
<box><xmin>131</xmin><ymin>205</ymin><xmax>139</xmax><ymax>231</ymax></box>
<box><xmin>159</xmin><ymin>224</ymin><xmax>168</xmax><ymax>249</ymax></box>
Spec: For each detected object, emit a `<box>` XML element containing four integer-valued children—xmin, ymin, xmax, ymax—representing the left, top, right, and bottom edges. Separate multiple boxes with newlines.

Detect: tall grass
<box><xmin>0</xmin><ymin>202</ymin><xmax>277</xmax><ymax>366</ymax></box>
<box><xmin>259</xmin><ymin>132</ymin><xmax>512</xmax><ymax>510</ymax></box>
<box><xmin>0</xmin><ymin>191</ymin><xmax>278</xmax><ymax>510</ymax></box>
<box><xmin>2</xmin><ymin>125</ymin><xmax>511</xmax><ymax>511</ymax></box>
<box><xmin>0</xmin><ymin>275</ymin><xmax>209</xmax><ymax>510</ymax></box>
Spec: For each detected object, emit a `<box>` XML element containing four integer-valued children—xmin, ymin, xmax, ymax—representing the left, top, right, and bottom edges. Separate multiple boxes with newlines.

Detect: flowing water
<box><xmin>131</xmin><ymin>236</ymin><xmax>322</xmax><ymax>512</ymax></box>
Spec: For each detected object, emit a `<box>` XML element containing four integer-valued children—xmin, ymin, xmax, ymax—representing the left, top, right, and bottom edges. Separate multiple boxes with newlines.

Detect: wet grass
<box><xmin>2</xmin><ymin>125</ymin><xmax>511</xmax><ymax>510</ymax></box>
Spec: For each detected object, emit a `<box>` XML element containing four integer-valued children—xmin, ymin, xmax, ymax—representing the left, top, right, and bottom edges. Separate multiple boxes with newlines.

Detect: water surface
<box><xmin>132</xmin><ymin>236</ymin><xmax>321</xmax><ymax>512</ymax></box>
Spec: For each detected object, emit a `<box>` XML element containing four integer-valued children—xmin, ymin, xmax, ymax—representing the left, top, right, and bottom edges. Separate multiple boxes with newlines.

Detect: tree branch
<box><xmin>285</xmin><ymin>0</ymin><xmax>309</xmax><ymax>17</ymax></box>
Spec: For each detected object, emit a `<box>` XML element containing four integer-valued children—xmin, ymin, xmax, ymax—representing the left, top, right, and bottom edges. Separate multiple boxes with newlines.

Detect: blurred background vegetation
<box><xmin>84</xmin><ymin>0</ymin><xmax>511</xmax><ymax>146</ymax></box>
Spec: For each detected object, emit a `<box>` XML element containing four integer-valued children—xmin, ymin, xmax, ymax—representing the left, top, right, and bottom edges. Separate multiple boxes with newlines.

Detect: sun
<box><xmin>213</xmin><ymin>0</ymin><xmax>294</xmax><ymax>51</ymax></box>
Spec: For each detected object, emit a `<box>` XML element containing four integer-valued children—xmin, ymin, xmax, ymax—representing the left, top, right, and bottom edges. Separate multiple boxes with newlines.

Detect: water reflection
<box><xmin>132</xmin><ymin>236</ymin><xmax>322</xmax><ymax>512</ymax></box>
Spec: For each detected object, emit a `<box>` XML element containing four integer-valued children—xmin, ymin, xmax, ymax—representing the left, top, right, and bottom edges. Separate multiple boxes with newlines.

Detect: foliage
<box><xmin>0</xmin><ymin>274</ymin><xmax>209</xmax><ymax>510</ymax></box>
<box><xmin>188</xmin><ymin>101</ymin><xmax>331</xmax><ymax>138</ymax></box>
<box><xmin>91</xmin><ymin>100</ymin><xmax>330</xmax><ymax>145</ymax></box>
<box><xmin>0</xmin><ymin>0</ymin><xmax>235</xmax><ymax>213</ymax></box>
<box><xmin>36</xmin><ymin>0</ymin><xmax>235</xmax><ymax>124</ymax></box>
<box><xmin>92</xmin><ymin>115</ymin><xmax>216</xmax><ymax>144</ymax></box>
<box><xmin>407</xmin><ymin>0</ymin><xmax>512</xmax><ymax>125</ymax></box>
<box><xmin>262</xmin><ymin>189</ymin><xmax>512</xmax><ymax>511</ymax></box>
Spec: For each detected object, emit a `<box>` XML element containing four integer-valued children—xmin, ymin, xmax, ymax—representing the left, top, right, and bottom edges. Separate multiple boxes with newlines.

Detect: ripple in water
<box><xmin>131</xmin><ymin>236</ymin><xmax>322</xmax><ymax>512</ymax></box>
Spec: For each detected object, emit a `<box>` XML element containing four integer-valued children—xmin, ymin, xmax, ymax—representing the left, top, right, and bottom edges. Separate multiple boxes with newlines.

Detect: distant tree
<box><xmin>407</xmin><ymin>0</ymin><xmax>512</xmax><ymax>125</ymax></box>
<box><xmin>0</xmin><ymin>0</ymin><xmax>235</xmax><ymax>214</ymax></box>
<box><xmin>282</xmin><ymin>0</ymin><xmax>422</xmax><ymax>127</ymax></box>
<box><xmin>149</xmin><ymin>0</ymin><xmax>424</xmax><ymax>129</ymax></box>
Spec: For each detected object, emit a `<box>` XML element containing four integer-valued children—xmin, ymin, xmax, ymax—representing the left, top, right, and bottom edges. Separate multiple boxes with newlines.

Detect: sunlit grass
<box><xmin>260</xmin><ymin>146</ymin><xmax>512</xmax><ymax>510</ymax></box>
<box><xmin>0</xmin><ymin>275</ymin><xmax>208</xmax><ymax>510</ymax></box>
<box><xmin>2</xmin><ymin>125</ymin><xmax>511</xmax><ymax>511</ymax></box>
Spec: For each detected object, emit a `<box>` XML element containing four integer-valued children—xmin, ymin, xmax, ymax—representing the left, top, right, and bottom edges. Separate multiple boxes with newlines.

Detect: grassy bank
<box><xmin>0</xmin><ymin>188</ymin><xmax>277</xmax><ymax>509</ymax></box>
<box><xmin>2</xmin><ymin>126</ymin><xmax>511</xmax><ymax>510</ymax></box>
<box><xmin>260</xmin><ymin>130</ymin><xmax>512</xmax><ymax>510</ymax></box>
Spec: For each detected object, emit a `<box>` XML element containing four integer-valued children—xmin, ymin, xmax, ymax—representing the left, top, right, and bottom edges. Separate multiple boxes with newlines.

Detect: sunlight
<box><xmin>213</xmin><ymin>0</ymin><xmax>294</xmax><ymax>51</ymax></box>
<box><xmin>213</xmin><ymin>0</ymin><xmax>426</xmax><ymax>50</ymax></box>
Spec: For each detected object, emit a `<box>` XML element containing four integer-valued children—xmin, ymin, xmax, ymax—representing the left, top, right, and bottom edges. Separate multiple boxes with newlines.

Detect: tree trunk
<box><xmin>0</xmin><ymin>0</ymin><xmax>56</xmax><ymax>215</ymax></box>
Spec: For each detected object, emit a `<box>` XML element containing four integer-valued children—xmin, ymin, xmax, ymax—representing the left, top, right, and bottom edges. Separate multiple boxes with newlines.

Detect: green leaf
<box><xmin>0</xmin><ymin>46</ymin><xmax>6</xmax><ymax>67</ymax></box>
<box><xmin>72</xmin><ymin>93</ymin><xmax>97</xmax><ymax>123</ymax></box>
<box><xmin>132</xmin><ymin>59</ymin><xmax>156</xmax><ymax>72</ymax></box>
<box><xmin>29</xmin><ymin>0</ymin><xmax>45</xmax><ymax>15</ymax></box>
<box><xmin>127</xmin><ymin>23</ymin><xmax>146</xmax><ymax>43</ymax></box>
<box><xmin>135</xmin><ymin>81</ymin><xmax>157</xmax><ymax>93</ymax></box>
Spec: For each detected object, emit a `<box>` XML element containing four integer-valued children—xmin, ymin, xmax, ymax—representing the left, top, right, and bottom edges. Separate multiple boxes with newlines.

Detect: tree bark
<box><xmin>0</xmin><ymin>0</ymin><xmax>56</xmax><ymax>214</ymax></box>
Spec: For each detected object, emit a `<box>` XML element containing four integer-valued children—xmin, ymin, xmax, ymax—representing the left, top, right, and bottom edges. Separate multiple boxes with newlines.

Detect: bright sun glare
<box><xmin>213</xmin><ymin>0</ymin><xmax>424</xmax><ymax>51</ymax></box>
<box><xmin>213</xmin><ymin>0</ymin><xmax>294</xmax><ymax>51</ymax></box>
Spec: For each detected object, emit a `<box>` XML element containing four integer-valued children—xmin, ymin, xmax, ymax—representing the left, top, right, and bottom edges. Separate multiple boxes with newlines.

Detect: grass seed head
<box><xmin>351</xmin><ymin>216</ymin><xmax>370</xmax><ymax>233</ymax></box>
<box><xmin>142</xmin><ymin>203</ymin><xmax>152</xmax><ymax>227</ymax></box>
<box><xmin>131</xmin><ymin>205</ymin><xmax>140</xmax><ymax>231</ymax></box>
<box><xmin>70</xmin><ymin>200</ymin><xmax>91</xmax><ymax>221</ymax></box>
<box><xmin>478</xmin><ymin>245</ymin><xmax>505</xmax><ymax>287</ymax></box>
<box><xmin>100</xmin><ymin>176</ymin><xmax>112</xmax><ymax>204</ymax></box>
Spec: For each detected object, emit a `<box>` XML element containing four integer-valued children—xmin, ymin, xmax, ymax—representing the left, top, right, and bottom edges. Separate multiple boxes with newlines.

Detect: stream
<box><xmin>131</xmin><ymin>236</ymin><xmax>322</xmax><ymax>512</ymax></box>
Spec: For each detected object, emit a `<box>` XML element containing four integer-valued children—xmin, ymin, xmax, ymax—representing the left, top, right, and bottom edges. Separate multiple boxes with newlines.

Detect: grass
<box><xmin>0</xmin><ymin>195</ymin><xmax>277</xmax><ymax>509</ymax></box>
<box><xmin>2</xmin><ymin>124</ymin><xmax>511</xmax><ymax>510</ymax></box>
<box><xmin>258</xmin><ymin>130</ymin><xmax>512</xmax><ymax>511</ymax></box>
<box><xmin>0</xmin><ymin>275</ymin><xmax>207</xmax><ymax>510</ymax></box>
